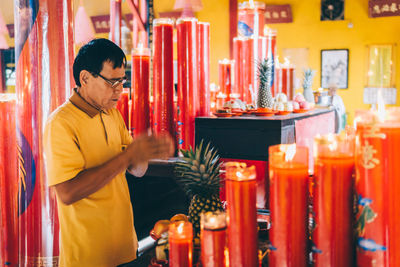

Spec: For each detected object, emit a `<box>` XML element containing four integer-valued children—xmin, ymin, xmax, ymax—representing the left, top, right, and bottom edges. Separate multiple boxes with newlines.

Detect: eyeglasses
<box><xmin>95</xmin><ymin>73</ymin><xmax>127</xmax><ymax>89</ymax></box>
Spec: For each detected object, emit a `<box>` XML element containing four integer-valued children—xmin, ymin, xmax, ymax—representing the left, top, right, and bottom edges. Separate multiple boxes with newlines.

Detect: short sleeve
<box><xmin>115</xmin><ymin>110</ymin><xmax>133</xmax><ymax>145</ymax></box>
<box><xmin>44</xmin><ymin>117</ymin><xmax>85</xmax><ymax>186</ymax></box>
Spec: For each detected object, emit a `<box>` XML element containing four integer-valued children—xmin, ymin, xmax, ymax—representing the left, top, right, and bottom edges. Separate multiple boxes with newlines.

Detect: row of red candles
<box><xmin>117</xmin><ymin>18</ymin><xmax>210</xmax><ymax>151</ymax></box>
<box><xmin>164</xmin><ymin>108</ymin><xmax>400</xmax><ymax>267</ymax></box>
<box><xmin>217</xmin><ymin>57</ymin><xmax>295</xmax><ymax>107</ymax></box>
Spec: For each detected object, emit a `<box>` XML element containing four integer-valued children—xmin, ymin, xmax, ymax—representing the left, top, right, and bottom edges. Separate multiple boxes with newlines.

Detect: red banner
<box><xmin>369</xmin><ymin>0</ymin><xmax>400</xmax><ymax>17</ymax></box>
<box><xmin>264</xmin><ymin>4</ymin><xmax>293</xmax><ymax>24</ymax></box>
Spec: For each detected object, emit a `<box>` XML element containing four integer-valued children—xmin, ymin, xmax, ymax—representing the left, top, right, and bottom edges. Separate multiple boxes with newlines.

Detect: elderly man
<box><xmin>44</xmin><ymin>38</ymin><xmax>174</xmax><ymax>267</ymax></box>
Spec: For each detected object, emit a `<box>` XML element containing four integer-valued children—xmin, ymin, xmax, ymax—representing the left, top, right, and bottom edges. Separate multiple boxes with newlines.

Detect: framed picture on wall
<box><xmin>321</xmin><ymin>49</ymin><xmax>349</xmax><ymax>89</ymax></box>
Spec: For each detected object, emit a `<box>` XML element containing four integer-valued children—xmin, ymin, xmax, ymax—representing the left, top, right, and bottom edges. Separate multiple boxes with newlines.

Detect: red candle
<box><xmin>225</xmin><ymin>162</ymin><xmax>258</xmax><ymax>266</ymax></box>
<box><xmin>116</xmin><ymin>88</ymin><xmax>129</xmax><ymax>129</ymax></box>
<box><xmin>269</xmin><ymin>144</ymin><xmax>309</xmax><ymax>267</ymax></box>
<box><xmin>0</xmin><ymin>94</ymin><xmax>18</xmax><ymax>266</ymax></box>
<box><xmin>152</xmin><ymin>18</ymin><xmax>174</xmax><ymax>137</ymax></box>
<box><xmin>177</xmin><ymin>18</ymin><xmax>198</xmax><ymax>150</ymax></box>
<box><xmin>218</xmin><ymin>59</ymin><xmax>234</xmax><ymax>101</ymax></box>
<box><xmin>313</xmin><ymin>134</ymin><xmax>355</xmax><ymax>267</ymax></box>
<box><xmin>242</xmin><ymin>37</ymin><xmax>254</xmax><ymax>104</ymax></box>
<box><xmin>201</xmin><ymin>211</ymin><xmax>227</xmax><ymax>267</ymax></box>
<box><xmin>355</xmin><ymin>108</ymin><xmax>400</xmax><ymax>267</ymax></box>
<box><xmin>169</xmin><ymin>221</ymin><xmax>193</xmax><ymax>267</ymax></box>
<box><xmin>238</xmin><ymin>1</ymin><xmax>266</xmax><ymax>37</ymax></box>
<box><xmin>265</xmin><ymin>29</ymin><xmax>277</xmax><ymax>97</ymax></box>
<box><xmin>233</xmin><ymin>37</ymin><xmax>244</xmax><ymax>102</ymax></box>
<box><xmin>131</xmin><ymin>46</ymin><xmax>150</xmax><ymax>137</ymax></box>
<box><xmin>197</xmin><ymin>22</ymin><xmax>210</xmax><ymax>117</ymax></box>
<box><xmin>281</xmin><ymin>67</ymin><xmax>295</xmax><ymax>100</ymax></box>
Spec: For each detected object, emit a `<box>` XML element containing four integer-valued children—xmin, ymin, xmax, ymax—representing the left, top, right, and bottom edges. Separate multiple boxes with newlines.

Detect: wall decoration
<box><xmin>321</xmin><ymin>0</ymin><xmax>344</xmax><ymax>21</ymax></box>
<box><xmin>366</xmin><ymin>44</ymin><xmax>395</xmax><ymax>88</ymax></box>
<box><xmin>321</xmin><ymin>49</ymin><xmax>349</xmax><ymax>89</ymax></box>
<box><xmin>369</xmin><ymin>0</ymin><xmax>400</xmax><ymax>18</ymax></box>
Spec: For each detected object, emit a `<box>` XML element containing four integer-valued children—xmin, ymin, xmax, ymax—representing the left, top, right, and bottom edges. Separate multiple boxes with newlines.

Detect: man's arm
<box><xmin>53</xmin><ymin>149</ymin><xmax>131</xmax><ymax>205</ymax></box>
<box><xmin>53</xmin><ymin>133</ymin><xmax>174</xmax><ymax>205</ymax></box>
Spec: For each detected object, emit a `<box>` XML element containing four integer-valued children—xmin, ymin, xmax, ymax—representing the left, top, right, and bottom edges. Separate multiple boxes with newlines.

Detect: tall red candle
<box><xmin>238</xmin><ymin>1</ymin><xmax>266</xmax><ymax>37</ymax></box>
<box><xmin>169</xmin><ymin>221</ymin><xmax>193</xmax><ymax>267</ymax></box>
<box><xmin>233</xmin><ymin>37</ymin><xmax>244</xmax><ymax>102</ymax></box>
<box><xmin>177</xmin><ymin>18</ymin><xmax>198</xmax><ymax>150</ymax></box>
<box><xmin>225</xmin><ymin>162</ymin><xmax>258</xmax><ymax>266</ymax></box>
<box><xmin>218</xmin><ymin>59</ymin><xmax>234</xmax><ymax>101</ymax></box>
<box><xmin>242</xmin><ymin>37</ymin><xmax>254</xmax><ymax>104</ymax></box>
<box><xmin>355</xmin><ymin>108</ymin><xmax>400</xmax><ymax>267</ymax></box>
<box><xmin>116</xmin><ymin>88</ymin><xmax>129</xmax><ymax>129</ymax></box>
<box><xmin>269</xmin><ymin>144</ymin><xmax>309</xmax><ymax>267</ymax></box>
<box><xmin>131</xmin><ymin>46</ymin><xmax>150</xmax><ymax>137</ymax></box>
<box><xmin>265</xmin><ymin>29</ymin><xmax>277</xmax><ymax>97</ymax></box>
<box><xmin>197</xmin><ymin>22</ymin><xmax>210</xmax><ymax>117</ymax></box>
<box><xmin>201</xmin><ymin>211</ymin><xmax>227</xmax><ymax>267</ymax></box>
<box><xmin>152</xmin><ymin>18</ymin><xmax>174</xmax><ymax>138</ymax></box>
<box><xmin>0</xmin><ymin>94</ymin><xmax>18</xmax><ymax>267</ymax></box>
<box><xmin>313</xmin><ymin>134</ymin><xmax>355</xmax><ymax>267</ymax></box>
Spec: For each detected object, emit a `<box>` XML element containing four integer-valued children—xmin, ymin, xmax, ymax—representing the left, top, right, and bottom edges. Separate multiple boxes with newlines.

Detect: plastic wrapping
<box><xmin>15</xmin><ymin>0</ymin><xmax>73</xmax><ymax>265</ymax></box>
<box><xmin>152</xmin><ymin>18</ymin><xmax>174</xmax><ymax>139</ymax></box>
<box><xmin>131</xmin><ymin>46</ymin><xmax>150</xmax><ymax>136</ymax></box>
<box><xmin>0</xmin><ymin>94</ymin><xmax>18</xmax><ymax>267</ymax></box>
<box><xmin>177</xmin><ymin>18</ymin><xmax>198</xmax><ymax>150</ymax></box>
<box><xmin>355</xmin><ymin>108</ymin><xmax>400</xmax><ymax>267</ymax></box>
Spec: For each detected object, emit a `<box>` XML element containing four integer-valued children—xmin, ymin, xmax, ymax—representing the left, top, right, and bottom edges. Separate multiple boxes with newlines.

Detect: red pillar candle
<box><xmin>313</xmin><ymin>134</ymin><xmax>355</xmax><ymax>267</ymax></box>
<box><xmin>131</xmin><ymin>46</ymin><xmax>150</xmax><ymax>137</ymax></box>
<box><xmin>233</xmin><ymin>37</ymin><xmax>243</xmax><ymax>102</ymax></box>
<box><xmin>269</xmin><ymin>144</ymin><xmax>309</xmax><ymax>267</ymax></box>
<box><xmin>265</xmin><ymin>29</ymin><xmax>277</xmax><ymax>97</ymax></box>
<box><xmin>210</xmin><ymin>83</ymin><xmax>219</xmax><ymax>113</ymax></box>
<box><xmin>281</xmin><ymin>67</ymin><xmax>295</xmax><ymax>100</ymax></box>
<box><xmin>0</xmin><ymin>94</ymin><xmax>18</xmax><ymax>267</ymax></box>
<box><xmin>200</xmin><ymin>211</ymin><xmax>227</xmax><ymax>267</ymax></box>
<box><xmin>238</xmin><ymin>1</ymin><xmax>266</xmax><ymax>37</ymax></box>
<box><xmin>116</xmin><ymin>88</ymin><xmax>130</xmax><ymax>129</ymax></box>
<box><xmin>242</xmin><ymin>37</ymin><xmax>254</xmax><ymax>104</ymax></box>
<box><xmin>169</xmin><ymin>221</ymin><xmax>193</xmax><ymax>267</ymax></box>
<box><xmin>218</xmin><ymin>59</ymin><xmax>234</xmax><ymax>101</ymax></box>
<box><xmin>355</xmin><ymin>108</ymin><xmax>400</xmax><ymax>267</ymax></box>
<box><xmin>197</xmin><ymin>22</ymin><xmax>210</xmax><ymax>117</ymax></box>
<box><xmin>225</xmin><ymin>162</ymin><xmax>258</xmax><ymax>266</ymax></box>
<box><xmin>152</xmin><ymin>18</ymin><xmax>174</xmax><ymax>138</ymax></box>
<box><xmin>177</xmin><ymin>18</ymin><xmax>198</xmax><ymax>150</ymax></box>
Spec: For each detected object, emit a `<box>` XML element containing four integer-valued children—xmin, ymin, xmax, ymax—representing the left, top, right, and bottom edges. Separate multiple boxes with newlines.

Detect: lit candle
<box><xmin>215</xmin><ymin>92</ymin><xmax>227</xmax><ymax>111</ymax></box>
<box><xmin>116</xmin><ymin>88</ymin><xmax>129</xmax><ymax>129</ymax></box>
<box><xmin>355</xmin><ymin>107</ymin><xmax>400</xmax><ymax>267</ymax></box>
<box><xmin>225</xmin><ymin>162</ymin><xmax>258</xmax><ymax>266</ymax></box>
<box><xmin>269</xmin><ymin>144</ymin><xmax>309</xmax><ymax>267</ymax></box>
<box><xmin>169</xmin><ymin>221</ymin><xmax>193</xmax><ymax>267</ymax></box>
<box><xmin>313</xmin><ymin>133</ymin><xmax>355</xmax><ymax>267</ymax></box>
<box><xmin>177</xmin><ymin>17</ymin><xmax>198</xmax><ymax>150</ymax></box>
<box><xmin>131</xmin><ymin>45</ymin><xmax>150</xmax><ymax>137</ymax></box>
<box><xmin>0</xmin><ymin>93</ymin><xmax>18</xmax><ymax>265</ymax></box>
<box><xmin>197</xmin><ymin>22</ymin><xmax>210</xmax><ymax>117</ymax></box>
<box><xmin>152</xmin><ymin>18</ymin><xmax>174</xmax><ymax>137</ymax></box>
<box><xmin>201</xmin><ymin>211</ymin><xmax>227</xmax><ymax>267</ymax></box>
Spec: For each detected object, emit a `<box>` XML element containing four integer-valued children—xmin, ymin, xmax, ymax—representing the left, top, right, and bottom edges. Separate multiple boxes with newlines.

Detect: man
<box><xmin>44</xmin><ymin>38</ymin><xmax>174</xmax><ymax>267</ymax></box>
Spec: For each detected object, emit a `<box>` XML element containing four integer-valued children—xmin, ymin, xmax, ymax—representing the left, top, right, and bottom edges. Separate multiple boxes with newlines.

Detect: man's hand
<box><xmin>125</xmin><ymin>132</ymin><xmax>175</xmax><ymax>168</ymax></box>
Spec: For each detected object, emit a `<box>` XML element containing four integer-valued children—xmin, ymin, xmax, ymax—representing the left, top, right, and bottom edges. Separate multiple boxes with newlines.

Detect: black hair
<box><xmin>73</xmin><ymin>38</ymin><xmax>127</xmax><ymax>87</ymax></box>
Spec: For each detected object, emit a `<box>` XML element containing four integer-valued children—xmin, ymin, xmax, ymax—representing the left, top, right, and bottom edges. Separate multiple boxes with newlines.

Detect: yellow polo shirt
<box><xmin>44</xmin><ymin>91</ymin><xmax>138</xmax><ymax>267</ymax></box>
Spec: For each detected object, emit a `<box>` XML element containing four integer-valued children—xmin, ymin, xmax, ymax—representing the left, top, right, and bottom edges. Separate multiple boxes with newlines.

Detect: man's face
<box><xmin>85</xmin><ymin>61</ymin><xmax>125</xmax><ymax>110</ymax></box>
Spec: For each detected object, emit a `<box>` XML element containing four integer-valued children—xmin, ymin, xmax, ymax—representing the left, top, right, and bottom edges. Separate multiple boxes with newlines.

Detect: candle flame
<box><xmin>327</xmin><ymin>134</ymin><xmax>338</xmax><ymax>151</ymax></box>
<box><xmin>377</xmin><ymin>89</ymin><xmax>386</xmax><ymax>122</ymax></box>
<box><xmin>177</xmin><ymin>222</ymin><xmax>184</xmax><ymax>234</ymax></box>
<box><xmin>280</xmin><ymin>144</ymin><xmax>296</xmax><ymax>162</ymax></box>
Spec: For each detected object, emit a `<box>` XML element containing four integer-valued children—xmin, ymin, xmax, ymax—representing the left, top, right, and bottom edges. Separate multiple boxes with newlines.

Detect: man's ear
<box><xmin>80</xmin><ymin>70</ymin><xmax>91</xmax><ymax>86</ymax></box>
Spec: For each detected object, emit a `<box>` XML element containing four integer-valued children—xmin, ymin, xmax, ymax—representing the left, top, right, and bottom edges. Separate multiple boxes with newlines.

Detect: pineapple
<box><xmin>174</xmin><ymin>140</ymin><xmax>224</xmax><ymax>236</ymax></box>
<box><xmin>257</xmin><ymin>58</ymin><xmax>274</xmax><ymax>109</ymax></box>
<box><xmin>302</xmin><ymin>68</ymin><xmax>316</xmax><ymax>103</ymax></box>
